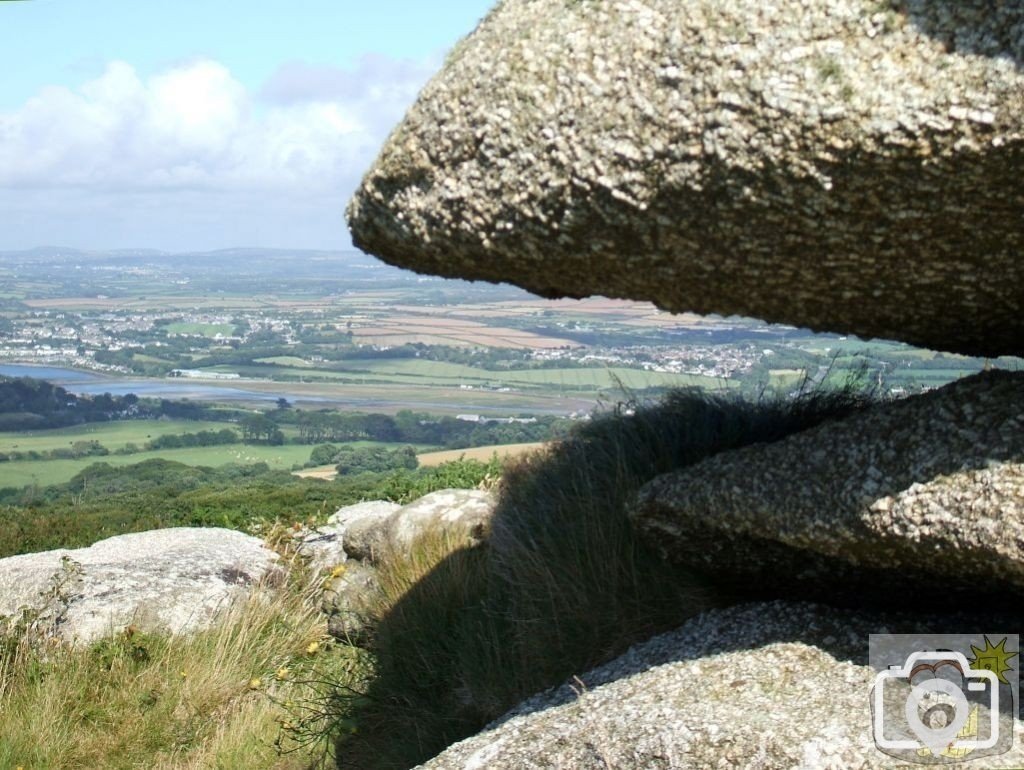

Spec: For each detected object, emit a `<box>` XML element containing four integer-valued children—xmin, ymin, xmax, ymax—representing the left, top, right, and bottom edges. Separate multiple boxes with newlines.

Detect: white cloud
<box><xmin>0</xmin><ymin>54</ymin><xmax>435</xmax><ymax>248</ymax></box>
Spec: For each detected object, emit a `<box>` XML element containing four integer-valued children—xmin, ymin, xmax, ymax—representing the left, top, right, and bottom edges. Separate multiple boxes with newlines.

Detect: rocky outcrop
<box><xmin>348</xmin><ymin>0</ymin><xmax>1024</xmax><ymax>357</ymax></box>
<box><xmin>319</xmin><ymin>490</ymin><xmax>494</xmax><ymax>567</ymax></box>
<box><xmin>385</xmin><ymin>488</ymin><xmax>493</xmax><ymax>553</ymax></box>
<box><xmin>322</xmin><ymin>561</ymin><xmax>384</xmax><ymax>644</ymax></box>
<box><xmin>0</xmin><ymin>528</ymin><xmax>278</xmax><ymax>644</ymax></box>
<box><xmin>326</xmin><ymin>500</ymin><xmax>402</xmax><ymax>562</ymax></box>
<box><xmin>631</xmin><ymin>370</ymin><xmax>1024</xmax><ymax>603</ymax></box>
<box><xmin>419</xmin><ymin>601</ymin><xmax>1023</xmax><ymax>769</ymax></box>
<box><xmin>296</xmin><ymin>500</ymin><xmax>404</xmax><ymax>569</ymax></box>
<box><xmin>295</xmin><ymin>524</ymin><xmax>348</xmax><ymax>572</ymax></box>
<box><xmin>321</xmin><ymin>490</ymin><xmax>495</xmax><ymax>642</ymax></box>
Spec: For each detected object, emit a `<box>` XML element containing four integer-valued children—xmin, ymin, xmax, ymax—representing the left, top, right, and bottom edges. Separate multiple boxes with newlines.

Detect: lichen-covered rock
<box><xmin>325</xmin><ymin>500</ymin><xmax>402</xmax><ymax>562</ymax></box>
<box><xmin>418</xmin><ymin>602</ymin><xmax>1024</xmax><ymax>769</ymax></box>
<box><xmin>294</xmin><ymin>524</ymin><xmax>347</xmax><ymax>572</ymax></box>
<box><xmin>632</xmin><ymin>370</ymin><xmax>1024</xmax><ymax>603</ymax></box>
<box><xmin>322</xmin><ymin>561</ymin><xmax>384</xmax><ymax>644</ymax></box>
<box><xmin>348</xmin><ymin>0</ymin><xmax>1024</xmax><ymax>358</ymax></box>
<box><xmin>386</xmin><ymin>489</ymin><xmax>495</xmax><ymax>554</ymax></box>
<box><xmin>320</xmin><ymin>493</ymin><xmax>493</xmax><ymax>567</ymax></box>
<box><xmin>0</xmin><ymin>528</ymin><xmax>278</xmax><ymax>644</ymax></box>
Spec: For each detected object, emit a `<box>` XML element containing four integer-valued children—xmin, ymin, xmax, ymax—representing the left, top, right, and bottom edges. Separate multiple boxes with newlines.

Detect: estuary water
<box><xmin>0</xmin><ymin>363</ymin><xmax>589</xmax><ymax>414</ymax></box>
<box><xmin>0</xmin><ymin>364</ymin><xmax>287</xmax><ymax>403</ymax></box>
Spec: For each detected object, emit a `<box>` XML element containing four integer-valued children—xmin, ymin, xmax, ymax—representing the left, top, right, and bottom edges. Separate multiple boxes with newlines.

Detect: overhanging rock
<box><xmin>348</xmin><ymin>0</ymin><xmax>1024</xmax><ymax>357</ymax></box>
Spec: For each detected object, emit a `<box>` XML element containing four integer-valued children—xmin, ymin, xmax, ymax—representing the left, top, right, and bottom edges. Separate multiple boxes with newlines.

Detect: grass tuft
<box><xmin>329</xmin><ymin>384</ymin><xmax>873</xmax><ymax>768</ymax></box>
<box><xmin>0</xmin><ymin>542</ymin><xmax>336</xmax><ymax>770</ymax></box>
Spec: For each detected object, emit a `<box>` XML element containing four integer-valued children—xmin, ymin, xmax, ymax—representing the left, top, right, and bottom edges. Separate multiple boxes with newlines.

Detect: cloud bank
<box><xmin>0</xmin><ymin>55</ymin><xmax>437</xmax><ymax>249</ymax></box>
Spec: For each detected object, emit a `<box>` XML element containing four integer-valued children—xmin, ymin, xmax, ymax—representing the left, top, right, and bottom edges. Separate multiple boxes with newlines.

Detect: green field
<box><xmin>253</xmin><ymin>356</ymin><xmax>313</xmax><ymax>367</ymax></box>
<box><xmin>354</xmin><ymin>359</ymin><xmax>734</xmax><ymax>391</ymax></box>
<box><xmin>210</xmin><ymin>358</ymin><xmax>733</xmax><ymax>394</ymax></box>
<box><xmin>768</xmin><ymin>369</ymin><xmax>807</xmax><ymax>390</ymax></box>
<box><xmin>0</xmin><ymin>420</ymin><xmax>238</xmax><ymax>454</ymax></box>
<box><xmin>899</xmin><ymin>367</ymin><xmax>983</xmax><ymax>383</ymax></box>
<box><xmin>164</xmin><ymin>322</ymin><xmax>235</xmax><ymax>337</ymax></box>
<box><xmin>0</xmin><ymin>444</ymin><xmax>311</xmax><ymax>489</ymax></box>
<box><xmin>0</xmin><ymin>438</ymin><xmax>442</xmax><ymax>489</ymax></box>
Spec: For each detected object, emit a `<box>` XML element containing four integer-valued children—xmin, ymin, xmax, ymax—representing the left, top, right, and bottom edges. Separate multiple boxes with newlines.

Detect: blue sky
<box><xmin>0</xmin><ymin>0</ymin><xmax>494</xmax><ymax>251</ymax></box>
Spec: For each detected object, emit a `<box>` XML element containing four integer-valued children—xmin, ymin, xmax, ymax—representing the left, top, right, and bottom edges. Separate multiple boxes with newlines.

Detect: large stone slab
<box><xmin>348</xmin><ymin>0</ymin><xmax>1024</xmax><ymax>357</ymax></box>
<box><xmin>320</xmin><ymin>491</ymin><xmax>495</xmax><ymax>566</ymax></box>
<box><xmin>386</xmin><ymin>488</ymin><xmax>494</xmax><ymax>553</ymax></box>
<box><xmin>0</xmin><ymin>527</ymin><xmax>278</xmax><ymax>644</ymax></box>
<box><xmin>327</xmin><ymin>500</ymin><xmax>402</xmax><ymax>562</ymax></box>
<box><xmin>419</xmin><ymin>602</ymin><xmax>1023</xmax><ymax>769</ymax></box>
<box><xmin>320</xmin><ymin>491</ymin><xmax>494</xmax><ymax>643</ymax></box>
<box><xmin>632</xmin><ymin>371</ymin><xmax>1024</xmax><ymax>603</ymax></box>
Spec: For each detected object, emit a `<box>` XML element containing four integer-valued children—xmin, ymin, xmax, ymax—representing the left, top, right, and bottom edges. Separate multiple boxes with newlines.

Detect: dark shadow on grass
<box><xmin>333</xmin><ymin>384</ymin><xmax>873</xmax><ymax>769</ymax></box>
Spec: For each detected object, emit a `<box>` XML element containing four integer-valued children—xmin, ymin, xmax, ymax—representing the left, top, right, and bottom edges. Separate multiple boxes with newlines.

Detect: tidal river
<box><xmin>0</xmin><ymin>363</ymin><xmax>584</xmax><ymax>415</ymax></box>
<box><xmin>0</xmin><ymin>364</ymin><xmax>290</xmax><ymax>403</ymax></box>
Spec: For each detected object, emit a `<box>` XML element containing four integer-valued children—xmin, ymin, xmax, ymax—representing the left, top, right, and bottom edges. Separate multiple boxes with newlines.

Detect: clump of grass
<box><xmin>330</xmin><ymin>384</ymin><xmax>873</xmax><ymax>769</ymax></box>
<box><xmin>814</xmin><ymin>54</ymin><xmax>844</xmax><ymax>83</ymax></box>
<box><xmin>0</xmin><ymin>546</ymin><xmax>337</xmax><ymax>770</ymax></box>
<box><xmin>291</xmin><ymin>528</ymin><xmax>496</xmax><ymax>770</ymax></box>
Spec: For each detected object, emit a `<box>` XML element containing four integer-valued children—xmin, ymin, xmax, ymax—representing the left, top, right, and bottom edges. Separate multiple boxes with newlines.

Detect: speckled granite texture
<box><xmin>348</xmin><ymin>0</ymin><xmax>1024</xmax><ymax>357</ymax></box>
<box><xmin>418</xmin><ymin>602</ymin><xmax>1024</xmax><ymax>769</ymax></box>
<box><xmin>0</xmin><ymin>528</ymin><xmax>278</xmax><ymax>644</ymax></box>
<box><xmin>632</xmin><ymin>370</ymin><xmax>1024</xmax><ymax>602</ymax></box>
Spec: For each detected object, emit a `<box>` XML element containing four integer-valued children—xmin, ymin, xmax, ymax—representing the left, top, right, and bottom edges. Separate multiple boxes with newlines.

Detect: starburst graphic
<box><xmin>968</xmin><ymin>636</ymin><xmax>1018</xmax><ymax>685</ymax></box>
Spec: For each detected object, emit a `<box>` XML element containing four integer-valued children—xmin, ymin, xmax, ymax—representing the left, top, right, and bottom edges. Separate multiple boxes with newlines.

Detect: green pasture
<box><xmin>0</xmin><ymin>420</ymin><xmax>238</xmax><ymax>454</ymax></box>
<box><xmin>0</xmin><ymin>439</ymin><xmax>441</xmax><ymax>490</ymax></box>
<box><xmin>768</xmin><ymin>369</ymin><xmax>807</xmax><ymax>390</ymax></box>
<box><xmin>0</xmin><ymin>444</ymin><xmax>309</xmax><ymax>489</ymax></box>
<box><xmin>212</xmin><ymin>358</ymin><xmax>732</xmax><ymax>394</ymax></box>
<box><xmin>350</xmin><ymin>359</ymin><xmax>732</xmax><ymax>391</ymax></box>
<box><xmin>164</xmin><ymin>322</ymin><xmax>235</xmax><ymax>337</ymax></box>
<box><xmin>897</xmin><ymin>367</ymin><xmax>983</xmax><ymax>384</ymax></box>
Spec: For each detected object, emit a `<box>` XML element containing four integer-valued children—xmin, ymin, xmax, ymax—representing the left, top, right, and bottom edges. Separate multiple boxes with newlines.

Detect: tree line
<box><xmin>278</xmin><ymin>408</ymin><xmax>565</xmax><ymax>448</ymax></box>
<box><xmin>0</xmin><ymin>376</ymin><xmax>247</xmax><ymax>431</ymax></box>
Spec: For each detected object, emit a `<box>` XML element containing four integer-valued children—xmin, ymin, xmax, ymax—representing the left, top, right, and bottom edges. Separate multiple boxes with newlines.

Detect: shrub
<box><xmin>334</xmin><ymin>446</ymin><xmax>418</xmax><ymax>476</ymax></box>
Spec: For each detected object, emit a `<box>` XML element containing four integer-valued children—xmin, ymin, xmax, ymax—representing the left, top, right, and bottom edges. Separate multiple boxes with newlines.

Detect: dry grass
<box><xmin>416</xmin><ymin>443</ymin><xmax>546</xmax><ymax>467</ymax></box>
<box><xmin>0</xmin><ymin>554</ymin><xmax>341</xmax><ymax>770</ymax></box>
<box><xmin>294</xmin><ymin>465</ymin><xmax>339</xmax><ymax>480</ymax></box>
<box><xmin>352</xmin><ymin>315</ymin><xmax>578</xmax><ymax>349</ymax></box>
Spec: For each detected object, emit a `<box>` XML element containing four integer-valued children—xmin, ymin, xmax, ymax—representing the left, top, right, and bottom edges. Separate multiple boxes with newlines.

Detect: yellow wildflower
<box><xmin>249</xmin><ymin>678</ymin><xmax>263</xmax><ymax>690</ymax></box>
<box><xmin>276</xmin><ymin>667</ymin><xmax>290</xmax><ymax>680</ymax></box>
<box><xmin>306</xmin><ymin>641</ymin><xmax>320</xmax><ymax>655</ymax></box>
